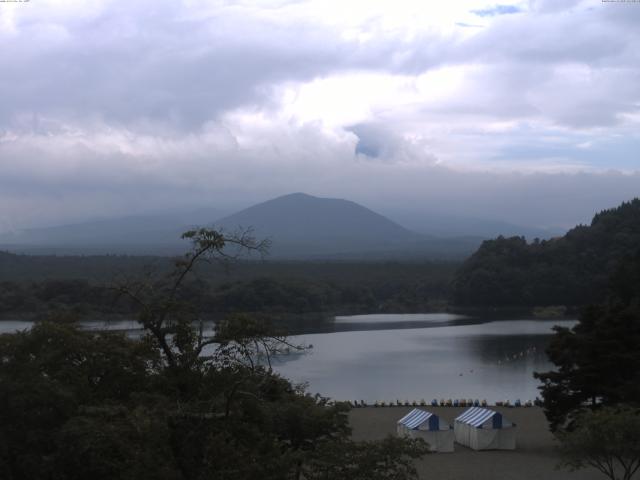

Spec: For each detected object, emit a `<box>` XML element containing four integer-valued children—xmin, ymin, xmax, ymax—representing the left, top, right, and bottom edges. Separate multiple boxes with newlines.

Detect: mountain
<box><xmin>0</xmin><ymin>193</ymin><xmax>484</xmax><ymax>259</ymax></box>
<box><xmin>0</xmin><ymin>208</ymin><xmax>226</xmax><ymax>255</ymax></box>
<box><xmin>452</xmin><ymin>198</ymin><xmax>640</xmax><ymax>307</ymax></box>
<box><xmin>215</xmin><ymin>193</ymin><xmax>413</xmax><ymax>254</ymax></box>
<box><xmin>214</xmin><ymin>193</ymin><xmax>481</xmax><ymax>259</ymax></box>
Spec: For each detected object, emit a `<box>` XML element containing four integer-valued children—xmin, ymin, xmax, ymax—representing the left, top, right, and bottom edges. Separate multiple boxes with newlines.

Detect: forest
<box><xmin>0</xmin><ymin>255</ymin><xmax>456</xmax><ymax>326</ymax></box>
<box><xmin>452</xmin><ymin>199</ymin><xmax>640</xmax><ymax>308</ymax></box>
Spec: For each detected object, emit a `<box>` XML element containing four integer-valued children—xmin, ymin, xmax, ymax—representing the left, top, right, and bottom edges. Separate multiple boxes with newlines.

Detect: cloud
<box><xmin>0</xmin><ymin>0</ymin><xmax>639</xmax><ymax>232</ymax></box>
<box><xmin>471</xmin><ymin>4</ymin><xmax>522</xmax><ymax>17</ymax></box>
<box><xmin>348</xmin><ymin>123</ymin><xmax>400</xmax><ymax>159</ymax></box>
<box><xmin>456</xmin><ymin>22</ymin><xmax>484</xmax><ymax>28</ymax></box>
<box><xmin>0</xmin><ymin>109</ymin><xmax>638</xmax><ymax>234</ymax></box>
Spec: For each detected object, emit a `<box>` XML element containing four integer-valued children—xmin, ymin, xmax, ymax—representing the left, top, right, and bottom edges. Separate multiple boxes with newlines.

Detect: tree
<box><xmin>0</xmin><ymin>322</ymin><xmax>161</xmax><ymax>480</ymax></box>
<box><xmin>0</xmin><ymin>228</ymin><xmax>429</xmax><ymax>479</ymax></box>
<box><xmin>558</xmin><ymin>406</ymin><xmax>640</xmax><ymax>480</ymax></box>
<box><xmin>113</xmin><ymin>227</ymin><xmax>271</xmax><ymax>372</ymax></box>
<box><xmin>534</xmin><ymin>252</ymin><xmax>640</xmax><ymax>431</ymax></box>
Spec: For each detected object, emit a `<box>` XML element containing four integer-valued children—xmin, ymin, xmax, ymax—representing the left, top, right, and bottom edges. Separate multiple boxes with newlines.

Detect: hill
<box><xmin>215</xmin><ymin>193</ymin><xmax>415</xmax><ymax>256</ymax></box>
<box><xmin>451</xmin><ymin>198</ymin><xmax>640</xmax><ymax>307</ymax></box>
<box><xmin>215</xmin><ymin>193</ymin><xmax>479</xmax><ymax>259</ymax></box>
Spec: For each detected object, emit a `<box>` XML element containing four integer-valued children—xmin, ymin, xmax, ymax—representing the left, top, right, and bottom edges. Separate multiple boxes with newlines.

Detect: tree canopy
<box><xmin>452</xmin><ymin>198</ymin><xmax>640</xmax><ymax>307</ymax></box>
<box><xmin>0</xmin><ymin>228</ymin><xmax>429</xmax><ymax>480</ymax></box>
<box><xmin>558</xmin><ymin>406</ymin><xmax>640</xmax><ymax>480</ymax></box>
<box><xmin>534</xmin><ymin>251</ymin><xmax>640</xmax><ymax>431</ymax></box>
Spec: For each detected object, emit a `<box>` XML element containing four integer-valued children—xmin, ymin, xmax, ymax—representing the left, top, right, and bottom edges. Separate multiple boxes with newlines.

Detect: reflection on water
<box><xmin>0</xmin><ymin>319</ymin><xmax>217</xmax><ymax>336</ymax></box>
<box><xmin>330</xmin><ymin>313</ymin><xmax>474</xmax><ymax>332</ymax></box>
<box><xmin>80</xmin><ymin>320</ymin><xmax>142</xmax><ymax>331</ymax></box>
<box><xmin>273</xmin><ymin>318</ymin><xmax>575</xmax><ymax>404</ymax></box>
<box><xmin>0</xmin><ymin>314</ymin><xmax>573</xmax><ymax>403</ymax></box>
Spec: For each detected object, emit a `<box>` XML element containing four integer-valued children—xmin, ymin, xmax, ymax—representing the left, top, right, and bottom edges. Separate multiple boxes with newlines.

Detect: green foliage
<box><xmin>0</xmin><ymin>322</ymin><xmax>161</xmax><ymax>479</ymax></box>
<box><xmin>211</xmin><ymin>277</ymin><xmax>342</xmax><ymax>313</ymax></box>
<box><xmin>304</xmin><ymin>436</ymin><xmax>429</xmax><ymax>480</ymax></box>
<box><xmin>55</xmin><ymin>405</ymin><xmax>180</xmax><ymax>480</ymax></box>
<box><xmin>534</xmin><ymin>251</ymin><xmax>640</xmax><ymax>431</ymax></box>
<box><xmin>0</xmin><ymin>262</ymin><xmax>456</xmax><ymax>323</ymax></box>
<box><xmin>0</xmin><ymin>321</ymin><xmax>426</xmax><ymax>480</ymax></box>
<box><xmin>558</xmin><ymin>406</ymin><xmax>640</xmax><ymax>480</ymax></box>
<box><xmin>452</xmin><ymin>198</ymin><xmax>640</xmax><ymax>307</ymax></box>
<box><xmin>0</xmin><ymin>229</ymin><xmax>428</xmax><ymax>479</ymax></box>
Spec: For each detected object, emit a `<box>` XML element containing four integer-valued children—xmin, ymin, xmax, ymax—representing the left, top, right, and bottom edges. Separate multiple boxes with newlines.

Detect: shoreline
<box><xmin>349</xmin><ymin>406</ymin><xmax>602</xmax><ymax>479</ymax></box>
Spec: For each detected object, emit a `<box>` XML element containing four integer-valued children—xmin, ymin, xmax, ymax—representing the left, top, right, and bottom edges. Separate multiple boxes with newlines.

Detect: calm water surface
<box><xmin>0</xmin><ymin>314</ymin><xmax>572</xmax><ymax>403</ymax></box>
<box><xmin>273</xmin><ymin>315</ymin><xmax>574</xmax><ymax>404</ymax></box>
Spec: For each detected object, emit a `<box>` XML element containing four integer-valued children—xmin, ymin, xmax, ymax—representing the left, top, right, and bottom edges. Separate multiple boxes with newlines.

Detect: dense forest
<box><xmin>452</xmin><ymin>199</ymin><xmax>640</xmax><ymax>308</ymax></box>
<box><xmin>535</xmin><ymin>249</ymin><xmax>640</xmax><ymax>430</ymax></box>
<box><xmin>0</xmin><ymin>255</ymin><xmax>456</xmax><ymax>324</ymax></box>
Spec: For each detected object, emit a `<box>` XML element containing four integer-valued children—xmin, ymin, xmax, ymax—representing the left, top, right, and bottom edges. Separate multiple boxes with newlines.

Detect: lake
<box><xmin>273</xmin><ymin>314</ymin><xmax>573</xmax><ymax>404</ymax></box>
<box><xmin>0</xmin><ymin>314</ymin><xmax>572</xmax><ymax>404</ymax></box>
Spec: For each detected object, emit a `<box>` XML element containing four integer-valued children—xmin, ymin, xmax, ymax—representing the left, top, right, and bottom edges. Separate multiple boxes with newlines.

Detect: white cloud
<box><xmin>0</xmin><ymin>0</ymin><xmax>639</xmax><ymax>231</ymax></box>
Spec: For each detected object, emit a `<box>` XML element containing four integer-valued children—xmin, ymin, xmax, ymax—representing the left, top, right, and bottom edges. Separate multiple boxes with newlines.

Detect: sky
<box><xmin>0</xmin><ymin>0</ymin><xmax>639</xmax><ymax>233</ymax></box>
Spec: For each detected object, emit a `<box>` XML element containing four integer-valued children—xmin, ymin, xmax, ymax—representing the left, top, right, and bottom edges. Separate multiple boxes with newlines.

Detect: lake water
<box><xmin>0</xmin><ymin>314</ymin><xmax>572</xmax><ymax>404</ymax></box>
<box><xmin>273</xmin><ymin>314</ymin><xmax>574</xmax><ymax>404</ymax></box>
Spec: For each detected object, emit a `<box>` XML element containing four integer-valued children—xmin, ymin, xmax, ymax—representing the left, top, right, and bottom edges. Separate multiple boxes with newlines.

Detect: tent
<box><xmin>454</xmin><ymin>407</ymin><xmax>516</xmax><ymax>450</ymax></box>
<box><xmin>396</xmin><ymin>408</ymin><xmax>454</xmax><ymax>452</ymax></box>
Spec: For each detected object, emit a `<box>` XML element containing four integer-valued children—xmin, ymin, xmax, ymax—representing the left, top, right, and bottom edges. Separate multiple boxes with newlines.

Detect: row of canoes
<box><xmin>348</xmin><ymin>398</ymin><xmax>541</xmax><ymax>408</ymax></box>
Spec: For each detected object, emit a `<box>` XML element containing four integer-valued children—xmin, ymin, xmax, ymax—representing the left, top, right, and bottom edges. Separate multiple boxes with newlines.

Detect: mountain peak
<box><xmin>215</xmin><ymin>193</ymin><xmax>418</xmax><ymax>257</ymax></box>
<box><xmin>280</xmin><ymin>192</ymin><xmax>314</xmax><ymax>199</ymax></box>
<box><xmin>268</xmin><ymin>192</ymin><xmax>347</xmax><ymax>204</ymax></box>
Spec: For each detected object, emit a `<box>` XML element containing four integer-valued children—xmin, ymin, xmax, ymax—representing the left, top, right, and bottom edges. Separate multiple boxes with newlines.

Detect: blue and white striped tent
<box><xmin>456</xmin><ymin>407</ymin><xmax>506</xmax><ymax>429</ymax></box>
<box><xmin>397</xmin><ymin>409</ymin><xmax>454</xmax><ymax>452</ymax></box>
<box><xmin>454</xmin><ymin>407</ymin><xmax>516</xmax><ymax>450</ymax></box>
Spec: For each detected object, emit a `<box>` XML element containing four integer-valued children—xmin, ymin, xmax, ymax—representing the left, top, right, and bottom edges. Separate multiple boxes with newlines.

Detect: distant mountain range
<box><xmin>0</xmin><ymin>193</ymin><xmax>557</xmax><ymax>259</ymax></box>
<box><xmin>0</xmin><ymin>208</ymin><xmax>226</xmax><ymax>255</ymax></box>
<box><xmin>386</xmin><ymin>211</ymin><xmax>563</xmax><ymax>240</ymax></box>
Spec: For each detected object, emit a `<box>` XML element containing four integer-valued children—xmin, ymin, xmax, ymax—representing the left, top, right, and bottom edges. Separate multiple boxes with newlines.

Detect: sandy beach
<box><xmin>349</xmin><ymin>406</ymin><xmax>604</xmax><ymax>480</ymax></box>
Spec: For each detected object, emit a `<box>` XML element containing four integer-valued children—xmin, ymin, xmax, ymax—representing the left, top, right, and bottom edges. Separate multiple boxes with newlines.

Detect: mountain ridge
<box><xmin>0</xmin><ymin>193</ymin><xmax>485</xmax><ymax>259</ymax></box>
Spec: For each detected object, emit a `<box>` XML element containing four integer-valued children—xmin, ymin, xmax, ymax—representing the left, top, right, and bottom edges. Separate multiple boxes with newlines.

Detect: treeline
<box><xmin>211</xmin><ymin>275</ymin><xmax>450</xmax><ymax>314</ymax></box>
<box><xmin>0</xmin><ymin>251</ymin><xmax>157</xmax><ymax>282</ymax></box>
<box><xmin>452</xmin><ymin>199</ymin><xmax>640</xmax><ymax>307</ymax></box>
<box><xmin>0</xmin><ymin>262</ymin><xmax>456</xmax><ymax>320</ymax></box>
<box><xmin>0</xmin><ymin>280</ymin><xmax>131</xmax><ymax>318</ymax></box>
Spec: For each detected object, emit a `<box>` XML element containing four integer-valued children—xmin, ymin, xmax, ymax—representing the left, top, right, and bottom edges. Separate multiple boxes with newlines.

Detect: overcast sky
<box><xmin>1</xmin><ymin>0</ymin><xmax>639</xmax><ymax>233</ymax></box>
